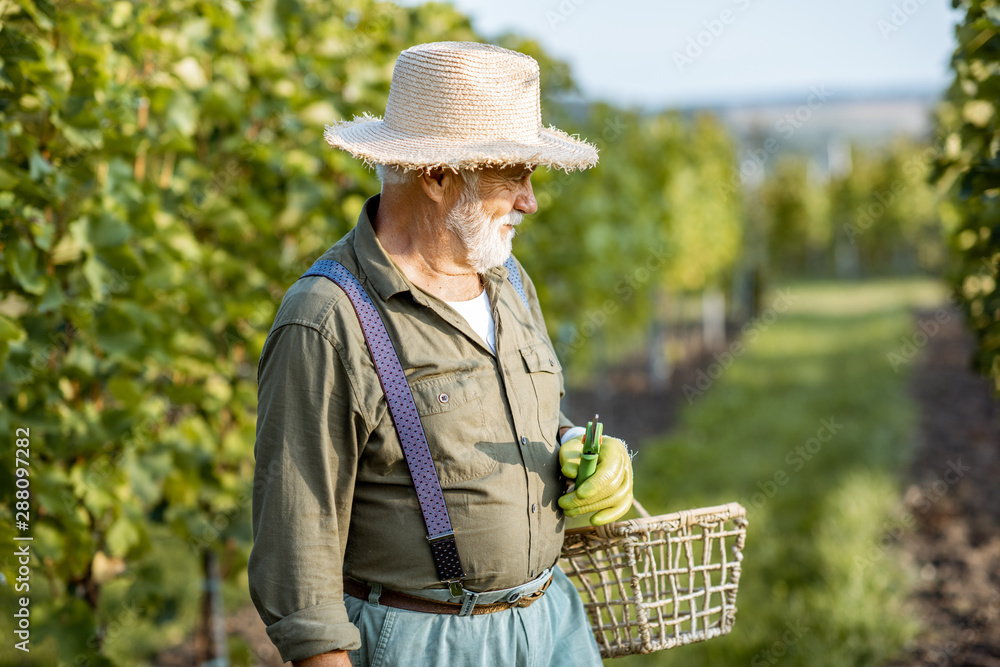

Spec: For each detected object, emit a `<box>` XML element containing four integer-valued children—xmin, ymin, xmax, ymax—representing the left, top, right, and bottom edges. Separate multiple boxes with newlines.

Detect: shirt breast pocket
<box><xmin>409</xmin><ymin>374</ymin><xmax>497</xmax><ymax>486</ymax></box>
<box><xmin>520</xmin><ymin>342</ymin><xmax>563</xmax><ymax>444</ymax></box>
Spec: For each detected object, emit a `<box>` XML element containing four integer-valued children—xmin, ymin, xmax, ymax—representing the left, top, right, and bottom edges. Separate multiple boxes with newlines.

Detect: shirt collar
<box><xmin>352</xmin><ymin>193</ymin><xmax>510</xmax><ymax>304</ymax></box>
<box><xmin>352</xmin><ymin>194</ymin><xmax>415</xmax><ymax>302</ymax></box>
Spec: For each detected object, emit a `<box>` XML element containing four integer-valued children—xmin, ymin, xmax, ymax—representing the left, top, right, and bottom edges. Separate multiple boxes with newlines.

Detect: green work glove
<box><xmin>558</xmin><ymin>434</ymin><xmax>633</xmax><ymax>526</ymax></box>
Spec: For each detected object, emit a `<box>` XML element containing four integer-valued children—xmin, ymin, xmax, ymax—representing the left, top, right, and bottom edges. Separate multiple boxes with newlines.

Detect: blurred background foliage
<box><xmin>932</xmin><ymin>0</ymin><xmax>1000</xmax><ymax>391</ymax></box>
<box><xmin>0</xmin><ymin>0</ymin><xmax>995</xmax><ymax>665</ymax></box>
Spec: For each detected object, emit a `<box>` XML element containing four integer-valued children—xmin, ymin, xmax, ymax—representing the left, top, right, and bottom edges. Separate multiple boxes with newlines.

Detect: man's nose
<box><xmin>515</xmin><ymin>179</ymin><xmax>537</xmax><ymax>215</ymax></box>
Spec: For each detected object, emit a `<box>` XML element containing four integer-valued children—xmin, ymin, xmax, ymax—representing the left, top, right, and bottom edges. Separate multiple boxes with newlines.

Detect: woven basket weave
<box><xmin>559</xmin><ymin>500</ymin><xmax>748</xmax><ymax>658</ymax></box>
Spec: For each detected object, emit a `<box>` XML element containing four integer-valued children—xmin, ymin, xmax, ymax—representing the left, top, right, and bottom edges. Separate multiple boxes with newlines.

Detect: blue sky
<box><xmin>391</xmin><ymin>0</ymin><xmax>963</xmax><ymax>108</ymax></box>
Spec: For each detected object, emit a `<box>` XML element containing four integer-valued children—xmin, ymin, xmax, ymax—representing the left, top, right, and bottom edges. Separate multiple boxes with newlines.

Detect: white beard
<box><xmin>444</xmin><ymin>190</ymin><xmax>523</xmax><ymax>273</ymax></box>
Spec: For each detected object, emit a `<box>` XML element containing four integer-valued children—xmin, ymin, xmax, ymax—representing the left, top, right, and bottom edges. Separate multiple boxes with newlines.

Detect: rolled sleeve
<box><xmin>249</xmin><ymin>321</ymin><xmax>365</xmax><ymax>661</ymax></box>
<box><xmin>263</xmin><ymin>601</ymin><xmax>359</xmax><ymax>663</ymax></box>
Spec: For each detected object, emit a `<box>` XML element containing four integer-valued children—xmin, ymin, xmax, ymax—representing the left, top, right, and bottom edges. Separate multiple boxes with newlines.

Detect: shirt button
<box><xmin>531</xmin><ymin>504</ymin><xmax>537</xmax><ymax>513</ymax></box>
<box><xmin>530</xmin><ymin>570</ymin><xmax>535</xmax><ymax>578</ymax></box>
<box><xmin>438</xmin><ymin>393</ymin><xmax>449</xmax><ymax>404</ymax></box>
<box><xmin>520</xmin><ymin>436</ymin><xmax>528</xmax><ymax>446</ymax></box>
<box><xmin>549</xmin><ymin>358</ymin><xmax>554</xmax><ymax>366</ymax></box>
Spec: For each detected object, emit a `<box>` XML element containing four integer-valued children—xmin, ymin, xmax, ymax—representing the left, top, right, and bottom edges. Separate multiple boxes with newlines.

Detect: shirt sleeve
<box><xmin>248</xmin><ymin>322</ymin><xmax>365</xmax><ymax>662</ymax></box>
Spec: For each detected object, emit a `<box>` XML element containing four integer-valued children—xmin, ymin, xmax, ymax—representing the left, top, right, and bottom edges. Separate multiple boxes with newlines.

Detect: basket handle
<box><xmin>631</xmin><ymin>497</ymin><xmax>652</xmax><ymax>519</ymax></box>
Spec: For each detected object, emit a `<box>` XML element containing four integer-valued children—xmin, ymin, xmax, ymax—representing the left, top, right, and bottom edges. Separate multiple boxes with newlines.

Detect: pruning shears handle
<box><xmin>576</xmin><ymin>414</ymin><xmax>602</xmax><ymax>484</ymax></box>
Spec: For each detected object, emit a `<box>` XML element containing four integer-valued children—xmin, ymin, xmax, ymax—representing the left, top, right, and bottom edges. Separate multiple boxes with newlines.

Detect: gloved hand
<box><xmin>558</xmin><ymin>434</ymin><xmax>633</xmax><ymax>526</ymax></box>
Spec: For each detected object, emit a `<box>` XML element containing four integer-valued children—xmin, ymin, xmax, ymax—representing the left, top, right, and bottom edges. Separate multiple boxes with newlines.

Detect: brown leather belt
<box><xmin>344</xmin><ymin>577</ymin><xmax>552</xmax><ymax>616</ymax></box>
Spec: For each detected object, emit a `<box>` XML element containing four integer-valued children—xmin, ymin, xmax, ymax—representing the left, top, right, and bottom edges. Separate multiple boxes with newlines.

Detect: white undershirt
<box><xmin>445</xmin><ymin>289</ymin><xmax>496</xmax><ymax>354</ymax></box>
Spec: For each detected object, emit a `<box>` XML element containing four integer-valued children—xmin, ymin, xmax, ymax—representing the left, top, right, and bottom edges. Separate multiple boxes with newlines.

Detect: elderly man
<box><xmin>249</xmin><ymin>42</ymin><xmax>633</xmax><ymax>666</ymax></box>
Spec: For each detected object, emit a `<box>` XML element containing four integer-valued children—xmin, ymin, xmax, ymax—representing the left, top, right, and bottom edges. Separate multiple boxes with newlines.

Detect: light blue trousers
<box><xmin>344</xmin><ymin>568</ymin><xmax>603</xmax><ymax>666</ymax></box>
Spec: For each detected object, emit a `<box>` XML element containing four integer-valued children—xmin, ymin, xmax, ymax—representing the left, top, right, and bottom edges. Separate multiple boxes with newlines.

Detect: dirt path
<box><xmin>889</xmin><ymin>306</ymin><xmax>1000</xmax><ymax>666</ymax></box>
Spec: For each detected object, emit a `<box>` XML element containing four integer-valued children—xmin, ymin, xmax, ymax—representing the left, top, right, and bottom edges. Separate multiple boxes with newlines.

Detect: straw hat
<box><xmin>323</xmin><ymin>42</ymin><xmax>598</xmax><ymax>172</ymax></box>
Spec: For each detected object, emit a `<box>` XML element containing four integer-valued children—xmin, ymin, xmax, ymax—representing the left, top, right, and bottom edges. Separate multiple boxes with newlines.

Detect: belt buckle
<box><xmin>505</xmin><ymin>590</ymin><xmax>524</xmax><ymax>604</ymax></box>
<box><xmin>514</xmin><ymin>591</ymin><xmax>538</xmax><ymax>607</ymax></box>
<box><xmin>512</xmin><ymin>577</ymin><xmax>551</xmax><ymax>607</ymax></box>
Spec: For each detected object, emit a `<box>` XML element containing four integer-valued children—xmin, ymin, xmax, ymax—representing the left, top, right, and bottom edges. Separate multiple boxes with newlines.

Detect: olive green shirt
<box><xmin>248</xmin><ymin>195</ymin><xmax>574</xmax><ymax>662</ymax></box>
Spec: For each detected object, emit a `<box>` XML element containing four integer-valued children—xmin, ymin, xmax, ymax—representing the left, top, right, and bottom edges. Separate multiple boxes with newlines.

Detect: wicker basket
<box><xmin>559</xmin><ymin>499</ymin><xmax>748</xmax><ymax>658</ymax></box>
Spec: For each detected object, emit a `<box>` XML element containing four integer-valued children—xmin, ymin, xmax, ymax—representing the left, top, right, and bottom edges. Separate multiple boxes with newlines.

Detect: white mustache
<box><xmin>499</xmin><ymin>210</ymin><xmax>524</xmax><ymax>227</ymax></box>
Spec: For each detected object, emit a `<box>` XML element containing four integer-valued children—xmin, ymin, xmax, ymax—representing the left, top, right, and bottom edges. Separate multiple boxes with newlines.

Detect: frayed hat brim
<box><xmin>324</xmin><ymin>114</ymin><xmax>599</xmax><ymax>173</ymax></box>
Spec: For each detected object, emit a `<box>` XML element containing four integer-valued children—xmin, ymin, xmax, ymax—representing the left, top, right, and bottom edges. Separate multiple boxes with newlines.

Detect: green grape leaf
<box><xmin>105</xmin><ymin>514</ymin><xmax>142</xmax><ymax>557</ymax></box>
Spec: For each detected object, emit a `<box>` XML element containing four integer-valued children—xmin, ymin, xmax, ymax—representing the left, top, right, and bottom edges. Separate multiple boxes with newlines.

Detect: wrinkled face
<box><xmin>444</xmin><ymin>165</ymin><xmax>537</xmax><ymax>273</ymax></box>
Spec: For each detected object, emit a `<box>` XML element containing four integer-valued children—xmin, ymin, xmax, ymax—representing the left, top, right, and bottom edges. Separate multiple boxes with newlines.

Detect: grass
<box><xmin>615</xmin><ymin>278</ymin><xmax>946</xmax><ymax>666</ymax></box>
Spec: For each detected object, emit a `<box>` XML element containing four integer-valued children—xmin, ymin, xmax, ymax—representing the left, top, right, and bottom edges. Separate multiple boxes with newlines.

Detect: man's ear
<box><xmin>419</xmin><ymin>167</ymin><xmax>458</xmax><ymax>204</ymax></box>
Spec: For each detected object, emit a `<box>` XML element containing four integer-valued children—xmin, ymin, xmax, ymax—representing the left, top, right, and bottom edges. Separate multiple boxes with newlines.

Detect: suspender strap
<box><xmin>301</xmin><ymin>260</ymin><xmax>465</xmax><ymax>586</ymax></box>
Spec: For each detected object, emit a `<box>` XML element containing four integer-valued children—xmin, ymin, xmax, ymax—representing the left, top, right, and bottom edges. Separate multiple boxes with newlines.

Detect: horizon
<box><xmin>391</xmin><ymin>0</ymin><xmax>962</xmax><ymax>111</ymax></box>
